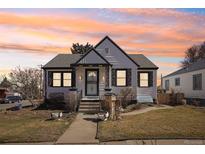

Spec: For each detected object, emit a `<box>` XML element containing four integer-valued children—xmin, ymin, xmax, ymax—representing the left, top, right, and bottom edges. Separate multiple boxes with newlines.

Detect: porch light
<box><xmin>79</xmin><ymin>75</ymin><xmax>82</xmax><ymax>80</ymax></box>
<box><xmin>102</xmin><ymin>76</ymin><xmax>105</xmax><ymax>81</ymax></box>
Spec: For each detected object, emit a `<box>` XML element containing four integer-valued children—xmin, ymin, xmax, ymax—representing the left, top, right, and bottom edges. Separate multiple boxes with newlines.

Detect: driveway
<box><xmin>56</xmin><ymin>113</ymin><xmax>99</xmax><ymax>144</ymax></box>
<box><xmin>0</xmin><ymin>100</ymin><xmax>33</xmax><ymax>110</ymax></box>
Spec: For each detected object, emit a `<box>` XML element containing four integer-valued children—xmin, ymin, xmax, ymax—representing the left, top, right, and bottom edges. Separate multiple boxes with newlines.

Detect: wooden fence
<box><xmin>157</xmin><ymin>93</ymin><xmax>184</xmax><ymax>105</ymax></box>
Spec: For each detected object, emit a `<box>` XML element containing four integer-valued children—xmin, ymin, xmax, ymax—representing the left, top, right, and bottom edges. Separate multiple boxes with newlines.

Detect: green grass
<box><xmin>98</xmin><ymin>106</ymin><xmax>205</xmax><ymax>142</ymax></box>
<box><xmin>0</xmin><ymin>108</ymin><xmax>75</xmax><ymax>143</ymax></box>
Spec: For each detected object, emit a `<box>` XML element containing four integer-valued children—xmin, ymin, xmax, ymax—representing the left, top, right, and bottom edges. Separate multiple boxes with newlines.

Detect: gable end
<box><xmin>95</xmin><ymin>36</ymin><xmax>140</xmax><ymax>67</ymax></box>
<box><xmin>73</xmin><ymin>48</ymin><xmax>112</xmax><ymax>66</ymax></box>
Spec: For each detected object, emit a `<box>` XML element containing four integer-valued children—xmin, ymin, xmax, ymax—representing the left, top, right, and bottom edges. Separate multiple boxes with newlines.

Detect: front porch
<box><xmin>74</xmin><ymin>65</ymin><xmax>111</xmax><ymax>99</ymax></box>
<box><xmin>71</xmin><ymin>63</ymin><xmax>111</xmax><ymax>113</ymax></box>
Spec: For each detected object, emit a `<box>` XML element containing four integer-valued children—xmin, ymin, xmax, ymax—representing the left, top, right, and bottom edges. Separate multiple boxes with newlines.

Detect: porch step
<box><xmin>80</xmin><ymin>99</ymin><xmax>100</xmax><ymax>102</ymax></box>
<box><xmin>80</xmin><ymin>101</ymin><xmax>100</xmax><ymax>105</ymax></box>
<box><xmin>78</xmin><ymin>101</ymin><xmax>100</xmax><ymax>113</ymax></box>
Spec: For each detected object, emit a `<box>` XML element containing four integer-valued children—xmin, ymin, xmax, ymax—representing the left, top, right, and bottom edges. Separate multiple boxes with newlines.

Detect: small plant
<box><xmin>119</xmin><ymin>88</ymin><xmax>135</xmax><ymax>108</ymax></box>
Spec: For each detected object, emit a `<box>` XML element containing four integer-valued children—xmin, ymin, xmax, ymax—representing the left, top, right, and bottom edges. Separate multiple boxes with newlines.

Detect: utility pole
<box><xmin>37</xmin><ymin>64</ymin><xmax>43</xmax><ymax>99</ymax></box>
<box><xmin>161</xmin><ymin>74</ymin><xmax>163</xmax><ymax>89</ymax></box>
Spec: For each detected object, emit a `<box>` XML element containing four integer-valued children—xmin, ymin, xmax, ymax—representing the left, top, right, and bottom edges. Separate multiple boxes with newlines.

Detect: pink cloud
<box><xmin>0</xmin><ymin>9</ymin><xmax>204</xmax><ymax>58</ymax></box>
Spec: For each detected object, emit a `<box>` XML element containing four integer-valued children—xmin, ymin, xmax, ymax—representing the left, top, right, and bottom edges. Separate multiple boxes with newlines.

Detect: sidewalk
<box><xmin>56</xmin><ymin>113</ymin><xmax>99</xmax><ymax>144</ymax></box>
<box><xmin>101</xmin><ymin>139</ymin><xmax>205</xmax><ymax>145</ymax></box>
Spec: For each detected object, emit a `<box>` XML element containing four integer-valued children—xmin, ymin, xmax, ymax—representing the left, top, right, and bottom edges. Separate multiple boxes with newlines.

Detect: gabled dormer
<box><xmin>72</xmin><ymin>48</ymin><xmax>111</xmax><ymax>66</ymax></box>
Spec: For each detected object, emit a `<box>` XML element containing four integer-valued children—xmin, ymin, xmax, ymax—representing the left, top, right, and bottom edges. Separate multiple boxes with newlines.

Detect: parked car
<box><xmin>1</xmin><ymin>95</ymin><xmax>22</xmax><ymax>104</ymax></box>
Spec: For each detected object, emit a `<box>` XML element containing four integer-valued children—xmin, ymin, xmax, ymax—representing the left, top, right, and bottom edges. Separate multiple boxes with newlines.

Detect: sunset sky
<box><xmin>0</xmin><ymin>8</ymin><xmax>205</xmax><ymax>85</ymax></box>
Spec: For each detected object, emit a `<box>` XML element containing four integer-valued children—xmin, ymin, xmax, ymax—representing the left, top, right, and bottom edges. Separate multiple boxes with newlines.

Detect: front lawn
<box><xmin>97</xmin><ymin>106</ymin><xmax>205</xmax><ymax>142</ymax></box>
<box><xmin>0</xmin><ymin>108</ymin><xmax>75</xmax><ymax>143</ymax></box>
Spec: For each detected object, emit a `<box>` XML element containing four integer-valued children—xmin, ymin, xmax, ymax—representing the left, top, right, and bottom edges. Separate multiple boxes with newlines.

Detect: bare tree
<box><xmin>9</xmin><ymin>67</ymin><xmax>42</xmax><ymax>104</ymax></box>
<box><xmin>181</xmin><ymin>42</ymin><xmax>205</xmax><ymax>67</ymax></box>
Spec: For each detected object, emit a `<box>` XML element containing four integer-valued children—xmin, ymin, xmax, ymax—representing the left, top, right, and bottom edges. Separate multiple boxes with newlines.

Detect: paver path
<box><xmin>122</xmin><ymin>105</ymin><xmax>173</xmax><ymax>116</ymax></box>
<box><xmin>56</xmin><ymin>113</ymin><xmax>99</xmax><ymax>144</ymax></box>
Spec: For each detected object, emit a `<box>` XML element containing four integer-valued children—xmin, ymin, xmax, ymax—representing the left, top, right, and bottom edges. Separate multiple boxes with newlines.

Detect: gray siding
<box><xmin>95</xmin><ymin>38</ymin><xmax>138</xmax><ymax>96</ymax></box>
<box><xmin>78</xmin><ymin>50</ymin><xmax>107</xmax><ymax>64</ymax></box>
<box><xmin>137</xmin><ymin>69</ymin><xmax>157</xmax><ymax>99</ymax></box>
<box><xmin>44</xmin><ymin>69</ymin><xmax>73</xmax><ymax>99</ymax></box>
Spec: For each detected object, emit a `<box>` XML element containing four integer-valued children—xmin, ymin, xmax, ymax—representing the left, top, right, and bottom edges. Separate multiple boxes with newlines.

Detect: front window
<box><xmin>63</xmin><ymin>72</ymin><xmax>72</xmax><ymax>87</ymax></box>
<box><xmin>53</xmin><ymin>73</ymin><xmax>61</xmax><ymax>87</ymax></box>
<box><xmin>193</xmin><ymin>74</ymin><xmax>202</xmax><ymax>90</ymax></box>
<box><xmin>139</xmin><ymin>73</ymin><xmax>149</xmax><ymax>87</ymax></box>
<box><xmin>52</xmin><ymin>72</ymin><xmax>72</xmax><ymax>87</ymax></box>
<box><xmin>116</xmin><ymin>70</ymin><xmax>127</xmax><ymax>86</ymax></box>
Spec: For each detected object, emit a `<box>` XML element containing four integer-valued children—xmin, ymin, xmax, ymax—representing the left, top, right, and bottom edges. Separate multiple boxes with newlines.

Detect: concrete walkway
<box><xmin>56</xmin><ymin>113</ymin><xmax>99</xmax><ymax>144</ymax></box>
<box><xmin>122</xmin><ymin>105</ymin><xmax>173</xmax><ymax>116</ymax></box>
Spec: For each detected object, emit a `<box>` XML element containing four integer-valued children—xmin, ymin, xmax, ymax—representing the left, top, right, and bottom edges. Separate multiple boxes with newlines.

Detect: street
<box><xmin>0</xmin><ymin>100</ymin><xmax>33</xmax><ymax>110</ymax></box>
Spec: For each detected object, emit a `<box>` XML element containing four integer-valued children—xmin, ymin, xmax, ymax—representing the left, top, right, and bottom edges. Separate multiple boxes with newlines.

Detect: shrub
<box><xmin>118</xmin><ymin>88</ymin><xmax>135</xmax><ymax>108</ymax></box>
<box><xmin>65</xmin><ymin>92</ymin><xmax>77</xmax><ymax>112</ymax></box>
<box><xmin>100</xmin><ymin>96</ymin><xmax>109</xmax><ymax>111</ymax></box>
<box><xmin>45</xmin><ymin>93</ymin><xmax>65</xmax><ymax>110</ymax></box>
<box><xmin>48</xmin><ymin>92</ymin><xmax>64</xmax><ymax>103</ymax></box>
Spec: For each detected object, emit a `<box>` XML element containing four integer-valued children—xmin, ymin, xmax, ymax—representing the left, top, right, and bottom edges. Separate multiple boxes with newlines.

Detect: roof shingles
<box><xmin>163</xmin><ymin>58</ymin><xmax>205</xmax><ymax>78</ymax></box>
<box><xmin>43</xmin><ymin>53</ymin><xmax>158</xmax><ymax>69</ymax></box>
<box><xmin>43</xmin><ymin>54</ymin><xmax>82</xmax><ymax>68</ymax></box>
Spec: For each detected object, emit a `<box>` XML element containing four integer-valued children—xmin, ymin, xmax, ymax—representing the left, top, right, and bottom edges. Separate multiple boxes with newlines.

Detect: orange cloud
<box><xmin>0</xmin><ymin>43</ymin><xmax>69</xmax><ymax>54</ymax></box>
<box><xmin>0</xmin><ymin>9</ymin><xmax>204</xmax><ymax>58</ymax></box>
<box><xmin>155</xmin><ymin>61</ymin><xmax>180</xmax><ymax>68</ymax></box>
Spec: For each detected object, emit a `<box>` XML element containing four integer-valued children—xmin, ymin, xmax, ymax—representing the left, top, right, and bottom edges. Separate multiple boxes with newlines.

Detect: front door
<box><xmin>85</xmin><ymin>69</ymin><xmax>99</xmax><ymax>96</ymax></box>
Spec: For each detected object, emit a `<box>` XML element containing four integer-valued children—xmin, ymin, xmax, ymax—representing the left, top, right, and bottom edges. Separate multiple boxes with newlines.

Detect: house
<box><xmin>162</xmin><ymin>58</ymin><xmax>205</xmax><ymax>102</ymax></box>
<box><xmin>42</xmin><ymin>36</ymin><xmax>158</xmax><ymax>110</ymax></box>
<box><xmin>0</xmin><ymin>88</ymin><xmax>8</xmax><ymax>98</ymax></box>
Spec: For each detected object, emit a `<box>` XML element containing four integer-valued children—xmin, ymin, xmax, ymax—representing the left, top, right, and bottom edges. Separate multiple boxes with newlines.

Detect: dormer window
<box><xmin>105</xmin><ymin>48</ymin><xmax>109</xmax><ymax>54</ymax></box>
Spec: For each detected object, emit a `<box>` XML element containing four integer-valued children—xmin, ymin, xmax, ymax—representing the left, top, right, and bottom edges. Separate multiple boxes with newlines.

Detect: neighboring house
<box><xmin>42</xmin><ymin>36</ymin><xmax>158</xmax><ymax>105</ymax></box>
<box><xmin>162</xmin><ymin>58</ymin><xmax>205</xmax><ymax>100</ymax></box>
<box><xmin>0</xmin><ymin>88</ymin><xmax>8</xmax><ymax>98</ymax></box>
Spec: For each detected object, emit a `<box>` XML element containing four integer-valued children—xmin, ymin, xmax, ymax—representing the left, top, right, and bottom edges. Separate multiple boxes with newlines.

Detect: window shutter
<box><xmin>148</xmin><ymin>72</ymin><xmax>153</xmax><ymax>87</ymax></box>
<box><xmin>112</xmin><ymin>69</ymin><xmax>116</xmax><ymax>86</ymax></box>
<box><xmin>137</xmin><ymin>72</ymin><xmax>140</xmax><ymax>87</ymax></box>
<box><xmin>126</xmin><ymin>69</ymin><xmax>132</xmax><ymax>86</ymax></box>
<box><xmin>193</xmin><ymin>75</ymin><xmax>197</xmax><ymax>90</ymax></box>
<box><xmin>105</xmin><ymin>66</ymin><xmax>109</xmax><ymax>87</ymax></box>
<box><xmin>48</xmin><ymin>71</ymin><xmax>53</xmax><ymax>87</ymax></box>
<box><xmin>72</xmin><ymin>71</ymin><xmax>75</xmax><ymax>87</ymax></box>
